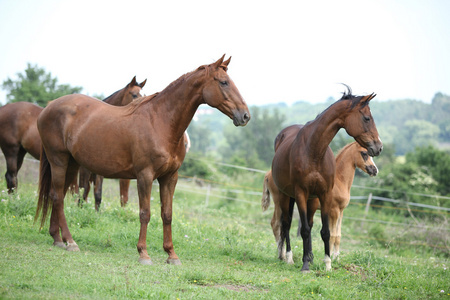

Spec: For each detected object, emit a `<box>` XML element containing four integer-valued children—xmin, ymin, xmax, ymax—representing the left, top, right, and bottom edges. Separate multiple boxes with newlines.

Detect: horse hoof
<box><xmin>66</xmin><ymin>244</ymin><xmax>80</xmax><ymax>252</ymax></box>
<box><xmin>66</xmin><ymin>242</ymin><xmax>79</xmax><ymax>251</ymax></box>
<box><xmin>138</xmin><ymin>258</ymin><xmax>153</xmax><ymax>265</ymax></box>
<box><xmin>53</xmin><ymin>242</ymin><xmax>66</xmax><ymax>249</ymax></box>
<box><xmin>301</xmin><ymin>269</ymin><xmax>311</xmax><ymax>273</ymax></box>
<box><xmin>166</xmin><ymin>258</ymin><xmax>182</xmax><ymax>265</ymax></box>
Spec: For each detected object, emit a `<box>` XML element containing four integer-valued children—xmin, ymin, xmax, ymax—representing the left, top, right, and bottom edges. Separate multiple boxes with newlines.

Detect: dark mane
<box><xmin>338</xmin><ymin>84</ymin><xmax>369</xmax><ymax>109</ymax></box>
<box><xmin>102</xmin><ymin>90</ymin><xmax>121</xmax><ymax>103</ymax></box>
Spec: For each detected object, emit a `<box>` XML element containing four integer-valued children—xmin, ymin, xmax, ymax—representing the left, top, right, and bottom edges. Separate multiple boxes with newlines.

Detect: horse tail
<box><xmin>34</xmin><ymin>146</ymin><xmax>52</xmax><ymax>229</ymax></box>
<box><xmin>261</xmin><ymin>171</ymin><xmax>271</xmax><ymax>211</ymax></box>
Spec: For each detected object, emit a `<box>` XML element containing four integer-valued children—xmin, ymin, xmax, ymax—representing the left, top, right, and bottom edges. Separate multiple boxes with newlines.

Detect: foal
<box><xmin>262</xmin><ymin>141</ymin><xmax>378</xmax><ymax>263</ymax></box>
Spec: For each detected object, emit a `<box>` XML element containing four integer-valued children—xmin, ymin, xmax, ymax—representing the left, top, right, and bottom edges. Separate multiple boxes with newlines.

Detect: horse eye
<box><xmin>361</xmin><ymin>152</ymin><xmax>368</xmax><ymax>160</ymax></box>
<box><xmin>220</xmin><ymin>80</ymin><xmax>228</xmax><ymax>87</ymax></box>
<box><xmin>132</xmin><ymin>94</ymin><xmax>138</xmax><ymax>99</ymax></box>
<box><xmin>363</xmin><ymin>115</ymin><xmax>371</xmax><ymax>122</ymax></box>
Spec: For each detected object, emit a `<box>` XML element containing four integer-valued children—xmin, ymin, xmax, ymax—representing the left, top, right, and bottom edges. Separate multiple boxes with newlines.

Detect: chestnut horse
<box><xmin>35</xmin><ymin>55</ymin><xmax>250</xmax><ymax>265</ymax></box>
<box><xmin>0</xmin><ymin>76</ymin><xmax>145</xmax><ymax>195</ymax></box>
<box><xmin>118</xmin><ymin>130</ymin><xmax>190</xmax><ymax>207</ymax></box>
<box><xmin>270</xmin><ymin>87</ymin><xmax>382</xmax><ymax>272</ymax></box>
<box><xmin>0</xmin><ymin>102</ymin><xmax>42</xmax><ymax>193</ymax></box>
<box><xmin>262</xmin><ymin>141</ymin><xmax>378</xmax><ymax>263</ymax></box>
<box><xmin>78</xmin><ymin>76</ymin><xmax>147</xmax><ymax>210</ymax></box>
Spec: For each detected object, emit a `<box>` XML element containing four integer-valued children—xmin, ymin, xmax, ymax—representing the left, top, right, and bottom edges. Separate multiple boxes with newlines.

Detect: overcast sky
<box><xmin>1</xmin><ymin>0</ymin><xmax>449</xmax><ymax>106</ymax></box>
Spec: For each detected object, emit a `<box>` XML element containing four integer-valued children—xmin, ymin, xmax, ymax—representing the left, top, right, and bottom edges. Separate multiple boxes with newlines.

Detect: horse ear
<box><xmin>361</xmin><ymin>93</ymin><xmax>376</xmax><ymax>106</ymax></box>
<box><xmin>223</xmin><ymin>56</ymin><xmax>231</xmax><ymax>67</ymax></box>
<box><xmin>129</xmin><ymin>76</ymin><xmax>137</xmax><ymax>87</ymax></box>
<box><xmin>139</xmin><ymin>79</ymin><xmax>147</xmax><ymax>88</ymax></box>
<box><xmin>213</xmin><ymin>54</ymin><xmax>226</xmax><ymax>69</ymax></box>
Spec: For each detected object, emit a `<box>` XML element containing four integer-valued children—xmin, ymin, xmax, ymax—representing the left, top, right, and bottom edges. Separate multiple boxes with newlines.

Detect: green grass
<box><xmin>0</xmin><ymin>157</ymin><xmax>449</xmax><ymax>299</ymax></box>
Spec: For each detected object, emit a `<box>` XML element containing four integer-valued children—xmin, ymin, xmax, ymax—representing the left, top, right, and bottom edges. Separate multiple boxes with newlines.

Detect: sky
<box><xmin>0</xmin><ymin>0</ymin><xmax>449</xmax><ymax>106</ymax></box>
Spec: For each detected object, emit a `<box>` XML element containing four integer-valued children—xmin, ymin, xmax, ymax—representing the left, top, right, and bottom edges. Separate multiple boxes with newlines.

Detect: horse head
<box><xmin>353</xmin><ymin>143</ymin><xmax>379</xmax><ymax>176</ymax></box>
<box><xmin>341</xmin><ymin>87</ymin><xmax>383</xmax><ymax>157</ymax></box>
<box><xmin>201</xmin><ymin>55</ymin><xmax>250</xmax><ymax>126</ymax></box>
<box><xmin>125</xmin><ymin>76</ymin><xmax>147</xmax><ymax>103</ymax></box>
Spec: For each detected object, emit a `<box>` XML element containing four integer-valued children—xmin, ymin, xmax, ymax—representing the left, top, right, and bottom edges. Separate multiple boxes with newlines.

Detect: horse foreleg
<box><xmin>136</xmin><ymin>172</ymin><xmax>153</xmax><ymax>265</ymax></box>
<box><xmin>119</xmin><ymin>179</ymin><xmax>131</xmax><ymax>206</ymax></box>
<box><xmin>333</xmin><ymin>210</ymin><xmax>344</xmax><ymax>260</ymax></box>
<box><xmin>328</xmin><ymin>207</ymin><xmax>340</xmax><ymax>260</ymax></box>
<box><xmin>279</xmin><ymin>197</ymin><xmax>295</xmax><ymax>264</ymax></box>
<box><xmin>319</xmin><ymin>194</ymin><xmax>332</xmax><ymax>271</ymax></box>
<box><xmin>296</xmin><ymin>191</ymin><xmax>312</xmax><ymax>272</ymax></box>
<box><xmin>158</xmin><ymin>173</ymin><xmax>181</xmax><ymax>265</ymax></box>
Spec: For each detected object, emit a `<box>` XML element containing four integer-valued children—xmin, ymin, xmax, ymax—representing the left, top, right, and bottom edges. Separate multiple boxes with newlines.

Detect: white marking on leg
<box><xmin>324</xmin><ymin>255</ymin><xmax>332</xmax><ymax>271</ymax></box>
<box><xmin>286</xmin><ymin>251</ymin><xmax>294</xmax><ymax>264</ymax></box>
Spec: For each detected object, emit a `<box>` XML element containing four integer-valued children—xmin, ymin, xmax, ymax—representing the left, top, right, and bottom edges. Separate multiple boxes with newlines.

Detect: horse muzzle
<box><xmin>233</xmin><ymin>111</ymin><xmax>251</xmax><ymax>126</ymax></box>
<box><xmin>366</xmin><ymin>165</ymin><xmax>378</xmax><ymax>176</ymax></box>
<box><xmin>366</xmin><ymin>141</ymin><xmax>383</xmax><ymax>157</ymax></box>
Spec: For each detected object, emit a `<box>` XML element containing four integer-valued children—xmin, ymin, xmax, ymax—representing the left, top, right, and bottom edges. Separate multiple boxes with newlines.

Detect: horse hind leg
<box><xmin>51</xmin><ymin>157</ymin><xmax>80</xmax><ymax>252</ymax></box>
<box><xmin>3</xmin><ymin>146</ymin><xmax>25</xmax><ymax>193</ymax></box>
<box><xmin>158</xmin><ymin>174</ymin><xmax>181</xmax><ymax>265</ymax></box>
<box><xmin>93</xmin><ymin>174</ymin><xmax>103</xmax><ymax>211</ymax></box>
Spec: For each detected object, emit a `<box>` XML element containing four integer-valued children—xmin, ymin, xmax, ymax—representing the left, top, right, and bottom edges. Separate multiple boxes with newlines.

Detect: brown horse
<box><xmin>262</xmin><ymin>141</ymin><xmax>378</xmax><ymax>263</ymax></box>
<box><xmin>270</xmin><ymin>87</ymin><xmax>382</xmax><ymax>272</ymax></box>
<box><xmin>35</xmin><ymin>55</ymin><xmax>250</xmax><ymax>265</ymax></box>
<box><xmin>78</xmin><ymin>76</ymin><xmax>147</xmax><ymax>210</ymax></box>
<box><xmin>118</xmin><ymin>130</ymin><xmax>191</xmax><ymax>207</ymax></box>
<box><xmin>0</xmin><ymin>102</ymin><xmax>43</xmax><ymax>193</ymax></box>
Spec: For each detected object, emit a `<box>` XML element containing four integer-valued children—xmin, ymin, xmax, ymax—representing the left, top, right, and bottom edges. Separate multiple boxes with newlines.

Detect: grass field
<box><xmin>0</xmin><ymin>156</ymin><xmax>449</xmax><ymax>299</ymax></box>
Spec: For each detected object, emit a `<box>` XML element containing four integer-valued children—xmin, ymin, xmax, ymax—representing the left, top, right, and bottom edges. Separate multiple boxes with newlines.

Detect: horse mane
<box><xmin>338</xmin><ymin>84</ymin><xmax>371</xmax><ymax>109</ymax></box>
<box><xmin>336</xmin><ymin>142</ymin><xmax>357</xmax><ymax>158</ymax></box>
<box><xmin>309</xmin><ymin>85</ymin><xmax>368</xmax><ymax>125</ymax></box>
<box><xmin>102</xmin><ymin>90</ymin><xmax>121</xmax><ymax>103</ymax></box>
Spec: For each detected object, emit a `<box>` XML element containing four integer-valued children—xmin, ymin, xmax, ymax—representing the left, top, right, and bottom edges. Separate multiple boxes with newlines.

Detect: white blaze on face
<box><xmin>369</xmin><ymin>156</ymin><xmax>379</xmax><ymax>174</ymax></box>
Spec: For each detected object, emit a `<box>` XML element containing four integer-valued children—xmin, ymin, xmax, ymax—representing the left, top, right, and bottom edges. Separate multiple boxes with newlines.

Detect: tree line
<box><xmin>2</xmin><ymin>64</ymin><xmax>450</xmax><ymax>204</ymax></box>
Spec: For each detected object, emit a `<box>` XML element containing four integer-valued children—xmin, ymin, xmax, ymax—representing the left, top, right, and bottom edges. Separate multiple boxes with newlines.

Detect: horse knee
<box><xmin>161</xmin><ymin>211</ymin><xmax>172</xmax><ymax>225</ymax></box>
<box><xmin>139</xmin><ymin>209</ymin><xmax>150</xmax><ymax>224</ymax></box>
<box><xmin>321</xmin><ymin>227</ymin><xmax>330</xmax><ymax>242</ymax></box>
<box><xmin>300</xmin><ymin>225</ymin><xmax>311</xmax><ymax>240</ymax></box>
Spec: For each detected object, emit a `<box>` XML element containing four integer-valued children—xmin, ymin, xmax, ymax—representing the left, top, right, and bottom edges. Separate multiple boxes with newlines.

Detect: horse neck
<box><xmin>302</xmin><ymin>101</ymin><xmax>348</xmax><ymax>159</ymax></box>
<box><xmin>335</xmin><ymin>145</ymin><xmax>357</xmax><ymax>192</ymax></box>
<box><xmin>103</xmin><ymin>89</ymin><xmax>125</xmax><ymax>106</ymax></box>
<box><xmin>140</xmin><ymin>72</ymin><xmax>204</xmax><ymax>141</ymax></box>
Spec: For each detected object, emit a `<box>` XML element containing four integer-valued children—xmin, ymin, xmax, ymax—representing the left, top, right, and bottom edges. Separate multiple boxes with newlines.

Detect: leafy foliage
<box><xmin>220</xmin><ymin>106</ymin><xmax>285</xmax><ymax>168</ymax></box>
<box><xmin>1</xmin><ymin>63</ymin><xmax>82</xmax><ymax>106</ymax></box>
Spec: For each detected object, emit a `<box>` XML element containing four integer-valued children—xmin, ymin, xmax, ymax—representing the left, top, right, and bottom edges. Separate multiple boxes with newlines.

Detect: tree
<box><xmin>2</xmin><ymin>63</ymin><xmax>82</xmax><ymax>106</ymax></box>
<box><xmin>220</xmin><ymin>106</ymin><xmax>285</xmax><ymax>168</ymax></box>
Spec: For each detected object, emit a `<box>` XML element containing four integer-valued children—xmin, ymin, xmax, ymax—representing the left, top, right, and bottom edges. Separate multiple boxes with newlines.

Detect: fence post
<box><xmin>361</xmin><ymin>193</ymin><xmax>373</xmax><ymax>227</ymax></box>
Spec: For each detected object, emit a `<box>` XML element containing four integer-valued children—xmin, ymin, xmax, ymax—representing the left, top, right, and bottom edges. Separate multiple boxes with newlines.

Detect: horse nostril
<box><xmin>243</xmin><ymin>112</ymin><xmax>250</xmax><ymax>122</ymax></box>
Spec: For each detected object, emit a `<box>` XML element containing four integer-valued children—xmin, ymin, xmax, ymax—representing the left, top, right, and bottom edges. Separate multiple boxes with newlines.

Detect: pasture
<box><xmin>0</xmin><ymin>156</ymin><xmax>448</xmax><ymax>299</ymax></box>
